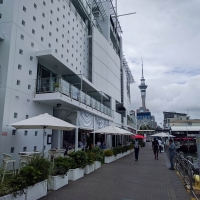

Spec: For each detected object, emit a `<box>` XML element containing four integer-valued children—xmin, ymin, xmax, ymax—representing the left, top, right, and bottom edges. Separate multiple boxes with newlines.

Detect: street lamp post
<box><xmin>186</xmin><ymin>123</ymin><xmax>189</xmax><ymax>152</ymax></box>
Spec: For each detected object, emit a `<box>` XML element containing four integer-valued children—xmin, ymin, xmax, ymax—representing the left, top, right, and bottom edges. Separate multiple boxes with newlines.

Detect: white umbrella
<box><xmin>91</xmin><ymin>125</ymin><xmax>133</xmax><ymax>135</ymax></box>
<box><xmin>91</xmin><ymin>125</ymin><xmax>134</xmax><ymax>148</ymax></box>
<box><xmin>150</xmin><ymin>132</ymin><xmax>175</xmax><ymax>138</ymax></box>
<box><xmin>9</xmin><ymin>113</ymin><xmax>76</xmax><ymax>154</ymax></box>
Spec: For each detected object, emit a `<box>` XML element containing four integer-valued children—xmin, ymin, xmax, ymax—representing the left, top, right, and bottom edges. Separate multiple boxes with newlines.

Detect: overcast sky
<box><xmin>117</xmin><ymin>0</ymin><xmax>200</xmax><ymax>125</ymax></box>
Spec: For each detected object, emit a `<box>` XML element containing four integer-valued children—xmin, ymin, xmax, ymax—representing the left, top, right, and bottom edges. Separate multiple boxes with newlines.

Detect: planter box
<box><xmin>84</xmin><ymin>164</ymin><xmax>94</xmax><ymax>174</ymax></box>
<box><xmin>122</xmin><ymin>152</ymin><xmax>127</xmax><ymax>156</ymax></box>
<box><xmin>130</xmin><ymin>149</ymin><xmax>134</xmax><ymax>153</ymax></box>
<box><xmin>94</xmin><ymin>161</ymin><xmax>101</xmax><ymax>170</ymax></box>
<box><xmin>0</xmin><ymin>194</ymin><xmax>25</xmax><ymax>200</ymax></box>
<box><xmin>117</xmin><ymin>153</ymin><xmax>122</xmax><ymax>159</ymax></box>
<box><xmin>68</xmin><ymin>168</ymin><xmax>84</xmax><ymax>181</ymax></box>
<box><xmin>127</xmin><ymin>150</ymin><xmax>130</xmax><ymax>154</ymax></box>
<box><xmin>48</xmin><ymin>174</ymin><xmax>68</xmax><ymax>190</ymax></box>
<box><xmin>104</xmin><ymin>156</ymin><xmax>115</xmax><ymax>163</ymax></box>
<box><xmin>26</xmin><ymin>180</ymin><xmax>47</xmax><ymax>200</ymax></box>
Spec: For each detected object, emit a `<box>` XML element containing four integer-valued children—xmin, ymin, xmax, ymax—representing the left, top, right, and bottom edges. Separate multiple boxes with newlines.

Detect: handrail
<box><xmin>36</xmin><ymin>77</ymin><xmax>113</xmax><ymax>117</ymax></box>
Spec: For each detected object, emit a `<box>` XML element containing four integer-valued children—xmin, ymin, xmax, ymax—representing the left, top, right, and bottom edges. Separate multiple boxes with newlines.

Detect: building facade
<box><xmin>0</xmin><ymin>0</ymin><xmax>134</xmax><ymax>161</ymax></box>
<box><xmin>163</xmin><ymin>111</ymin><xmax>189</xmax><ymax>128</ymax></box>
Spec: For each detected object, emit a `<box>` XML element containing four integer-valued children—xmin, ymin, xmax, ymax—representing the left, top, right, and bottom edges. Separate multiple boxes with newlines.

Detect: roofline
<box><xmin>163</xmin><ymin>111</ymin><xmax>187</xmax><ymax>115</ymax></box>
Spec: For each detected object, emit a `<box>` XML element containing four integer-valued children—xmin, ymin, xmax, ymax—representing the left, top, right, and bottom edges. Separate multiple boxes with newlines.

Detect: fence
<box><xmin>172</xmin><ymin>151</ymin><xmax>200</xmax><ymax>199</ymax></box>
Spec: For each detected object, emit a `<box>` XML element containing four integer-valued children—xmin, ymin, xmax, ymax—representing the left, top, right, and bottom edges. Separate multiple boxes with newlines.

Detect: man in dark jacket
<box><xmin>152</xmin><ymin>138</ymin><xmax>159</xmax><ymax>160</ymax></box>
<box><xmin>168</xmin><ymin>139</ymin><xmax>176</xmax><ymax>170</ymax></box>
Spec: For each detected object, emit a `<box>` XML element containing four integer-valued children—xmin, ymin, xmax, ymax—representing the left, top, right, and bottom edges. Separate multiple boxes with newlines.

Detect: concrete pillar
<box><xmin>52</xmin><ymin>130</ymin><xmax>62</xmax><ymax>149</ymax></box>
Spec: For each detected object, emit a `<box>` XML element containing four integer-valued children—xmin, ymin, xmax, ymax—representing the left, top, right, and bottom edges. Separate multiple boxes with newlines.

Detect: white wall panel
<box><xmin>92</xmin><ymin>27</ymin><xmax>121</xmax><ymax>102</ymax></box>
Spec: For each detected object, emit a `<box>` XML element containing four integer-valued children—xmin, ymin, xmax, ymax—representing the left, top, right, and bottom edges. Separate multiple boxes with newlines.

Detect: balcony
<box><xmin>36</xmin><ymin>77</ymin><xmax>114</xmax><ymax>118</ymax></box>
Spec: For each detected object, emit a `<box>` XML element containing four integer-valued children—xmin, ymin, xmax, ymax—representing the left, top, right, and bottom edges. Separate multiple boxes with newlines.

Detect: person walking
<box><xmin>158</xmin><ymin>138</ymin><xmax>162</xmax><ymax>153</ymax></box>
<box><xmin>168</xmin><ymin>139</ymin><xmax>176</xmax><ymax>170</ymax></box>
<box><xmin>134</xmin><ymin>139</ymin><xmax>140</xmax><ymax>161</ymax></box>
<box><xmin>152</xmin><ymin>138</ymin><xmax>159</xmax><ymax>160</ymax></box>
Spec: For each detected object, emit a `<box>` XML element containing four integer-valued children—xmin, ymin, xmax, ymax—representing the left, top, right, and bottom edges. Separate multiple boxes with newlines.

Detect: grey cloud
<box><xmin>118</xmin><ymin>0</ymin><xmax>200</xmax><ymax>123</ymax></box>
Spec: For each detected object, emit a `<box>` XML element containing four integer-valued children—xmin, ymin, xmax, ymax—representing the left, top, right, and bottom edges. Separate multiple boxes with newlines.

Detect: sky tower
<box><xmin>138</xmin><ymin>58</ymin><xmax>148</xmax><ymax>108</ymax></box>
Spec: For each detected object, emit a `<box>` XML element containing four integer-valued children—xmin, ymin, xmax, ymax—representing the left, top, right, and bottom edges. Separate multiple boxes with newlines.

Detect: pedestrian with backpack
<box><xmin>134</xmin><ymin>139</ymin><xmax>140</xmax><ymax>161</ymax></box>
<box><xmin>152</xmin><ymin>138</ymin><xmax>159</xmax><ymax>160</ymax></box>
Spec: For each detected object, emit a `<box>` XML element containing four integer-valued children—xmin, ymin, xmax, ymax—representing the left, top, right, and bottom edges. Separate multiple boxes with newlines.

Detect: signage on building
<box><xmin>2</xmin><ymin>132</ymin><xmax>7</xmax><ymax>136</ymax></box>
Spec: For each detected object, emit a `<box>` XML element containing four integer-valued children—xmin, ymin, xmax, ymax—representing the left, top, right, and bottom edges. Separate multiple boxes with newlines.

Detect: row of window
<box><xmin>22</xmin><ymin>3</ymin><xmax>86</xmax><ymax>34</ymax></box>
<box><xmin>16</xmin><ymin>80</ymin><xmax>31</xmax><ymax>89</ymax></box>
<box><xmin>10</xmin><ymin>146</ymin><xmax>44</xmax><ymax>153</ymax></box>
<box><xmin>12</xmin><ymin>129</ymin><xmax>38</xmax><ymax>136</ymax></box>
<box><xmin>14</xmin><ymin>113</ymin><xmax>30</xmax><ymax>119</ymax></box>
<box><xmin>18</xmin><ymin>64</ymin><xmax>32</xmax><ymax>75</ymax></box>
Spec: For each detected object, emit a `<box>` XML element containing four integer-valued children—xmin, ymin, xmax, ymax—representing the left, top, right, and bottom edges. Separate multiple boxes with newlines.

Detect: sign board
<box><xmin>2</xmin><ymin>132</ymin><xmax>7</xmax><ymax>136</ymax></box>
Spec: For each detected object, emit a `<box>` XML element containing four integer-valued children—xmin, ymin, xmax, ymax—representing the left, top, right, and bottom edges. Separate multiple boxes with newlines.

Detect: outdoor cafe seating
<box><xmin>18</xmin><ymin>151</ymin><xmax>41</xmax><ymax>171</ymax></box>
<box><xmin>1</xmin><ymin>153</ymin><xmax>16</xmax><ymax>183</ymax></box>
<box><xmin>48</xmin><ymin>149</ymin><xmax>65</xmax><ymax>168</ymax></box>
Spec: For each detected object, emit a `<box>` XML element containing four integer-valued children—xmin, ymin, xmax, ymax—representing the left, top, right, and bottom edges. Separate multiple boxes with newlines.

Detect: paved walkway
<box><xmin>41</xmin><ymin>143</ymin><xmax>192</xmax><ymax>200</ymax></box>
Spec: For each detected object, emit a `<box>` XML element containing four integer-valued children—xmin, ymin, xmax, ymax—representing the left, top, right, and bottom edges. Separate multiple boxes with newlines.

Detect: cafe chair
<box><xmin>1</xmin><ymin>153</ymin><xmax>16</xmax><ymax>183</ymax></box>
<box><xmin>18</xmin><ymin>155</ymin><xmax>33</xmax><ymax>172</ymax></box>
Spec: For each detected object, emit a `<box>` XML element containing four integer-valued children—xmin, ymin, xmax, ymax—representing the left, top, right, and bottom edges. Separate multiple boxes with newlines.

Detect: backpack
<box><xmin>134</xmin><ymin>141</ymin><xmax>139</xmax><ymax>148</ymax></box>
<box><xmin>153</xmin><ymin>140</ymin><xmax>159</xmax><ymax>149</ymax></box>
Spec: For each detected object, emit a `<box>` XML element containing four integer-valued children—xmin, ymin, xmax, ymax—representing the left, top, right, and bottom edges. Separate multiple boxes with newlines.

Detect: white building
<box><xmin>0</xmin><ymin>0</ymin><xmax>134</xmax><ymax>162</ymax></box>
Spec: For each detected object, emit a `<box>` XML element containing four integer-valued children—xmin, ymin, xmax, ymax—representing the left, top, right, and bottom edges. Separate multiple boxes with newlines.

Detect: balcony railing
<box><xmin>36</xmin><ymin>77</ymin><xmax>113</xmax><ymax>117</ymax></box>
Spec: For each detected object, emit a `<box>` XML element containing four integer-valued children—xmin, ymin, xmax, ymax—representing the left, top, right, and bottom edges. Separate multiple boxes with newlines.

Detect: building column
<box><xmin>75</xmin><ymin>111</ymin><xmax>79</xmax><ymax>151</ymax></box>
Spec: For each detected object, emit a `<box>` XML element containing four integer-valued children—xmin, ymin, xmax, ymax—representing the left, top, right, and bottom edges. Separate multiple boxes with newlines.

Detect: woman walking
<box><xmin>134</xmin><ymin>139</ymin><xmax>140</xmax><ymax>161</ymax></box>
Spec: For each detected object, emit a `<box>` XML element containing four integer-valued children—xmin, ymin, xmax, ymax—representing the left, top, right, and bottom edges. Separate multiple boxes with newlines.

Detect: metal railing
<box><xmin>172</xmin><ymin>151</ymin><xmax>200</xmax><ymax>199</ymax></box>
<box><xmin>36</xmin><ymin>77</ymin><xmax>114</xmax><ymax>118</ymax></box>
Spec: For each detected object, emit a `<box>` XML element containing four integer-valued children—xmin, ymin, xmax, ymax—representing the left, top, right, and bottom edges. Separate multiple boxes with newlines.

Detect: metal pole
<box><xmin>186</xmin><ymin>123</ymin><xmax>189</xmax><ymax>152</ymax></box>
<box><xmin>115</xmin><ymin>0</ymin><xmax>117</xmax><ymax>34</ymax></box>
<box><xmin>135</xmin><ymin>111</ymin><xmax>137</xmax><ymax>135</ymax></box>
<box><xmin>42</xmin><ymin>127</ymin><xmax>46</xmax><ymax>155</ymax></box>
<box><xmin>196</xmin><ymin>132</ymin><xmax>200</xmax><ymax>168</ymax></box>
<box><xmin>93</xmin><ymin>116</ymin><xmax>95</xmax><ymax>148</ymax></box>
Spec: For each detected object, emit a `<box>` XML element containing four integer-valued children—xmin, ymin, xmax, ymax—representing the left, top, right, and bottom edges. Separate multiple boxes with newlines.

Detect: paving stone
<box><xmin>40</xmin><ymin>143</ymin><xmax>192</xmax><ymax>200</ymax></box>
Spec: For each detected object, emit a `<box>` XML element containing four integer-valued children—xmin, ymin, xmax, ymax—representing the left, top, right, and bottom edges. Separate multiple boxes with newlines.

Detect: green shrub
<box><xmin>112</xmin><ymin>147</ymin><xmax>120</xmax><ymax>156</ymax></box>
<box><xmin>123</xmin><ymin>146</ymin><xmax>129</xmax><ymax>152</ymax></box>
<box><xmin>119</xmin><ymin>147</ymin><xmax>124</xmax><ymax>153</ymax></box>
<box><xmin>91</xmin><ymin>146</ymin><xmax>104</xmax><ymax>162</ymax></box>
<box><xmin>104</xmin><ymin>149</ymin><xmax>113</xmax><ymax>157</ymax></box>
<box><xmin>86</xmin><ymin>152</ymin><xmax>95</xmax><ymax>165</ymax></box>
<box><xmin>66</xmin><ymin>157</ymin><xmax>77</xmax><ymax>169</ymax></box>
<box><xmin>69</xmin><ymin>150</ymin><xmax>87</xmax><ymax>168</ymax></box>
<box><xmin>52</xmin><ymin>157</ymin><xmax>70</xmax><ymax>176</ymax></box>
<box><xmin>0</xmin><ymin>155</ymin><xmax>51</xmax><ymax>198</ymax></box>
<box><xmin>129</xmin><ymin>144</ymin><xmax>134</xmax><ymax>150</ymax></box>
<box><xmin>27</xmin><ymin>155</ymin><xmax>50</xmax><ymax>182</ymax></box>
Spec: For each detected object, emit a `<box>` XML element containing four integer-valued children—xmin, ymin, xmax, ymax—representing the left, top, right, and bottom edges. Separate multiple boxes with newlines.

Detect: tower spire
<box><xmin>141</xmin><ymin>57</ymin><xmax>144</xmax><ymax>78</ymax></box>
<box><xmin>138</xmin><ymin>58</ymin><xmax>148</xmax><ymax>108</ymax></box>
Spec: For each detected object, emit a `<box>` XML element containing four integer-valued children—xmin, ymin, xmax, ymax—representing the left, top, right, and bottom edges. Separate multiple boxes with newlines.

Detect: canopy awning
<box><xmin>171</xmin><ymin>126</ymin><xmax>200</xmax><ymax>132</ymax></box>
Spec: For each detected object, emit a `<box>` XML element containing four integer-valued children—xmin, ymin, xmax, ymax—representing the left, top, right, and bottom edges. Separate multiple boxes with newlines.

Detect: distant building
<box><xmin>163</xmin><ymin>111</ymin><xmax>189</xmax><ymax>128</ymax></box>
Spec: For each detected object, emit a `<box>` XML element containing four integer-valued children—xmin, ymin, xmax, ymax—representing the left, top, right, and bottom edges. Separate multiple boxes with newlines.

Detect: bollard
<box><xmin>196</xmin><ymin>134</ymin><xmax>200</xmax><ymax>168</ymax></box>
